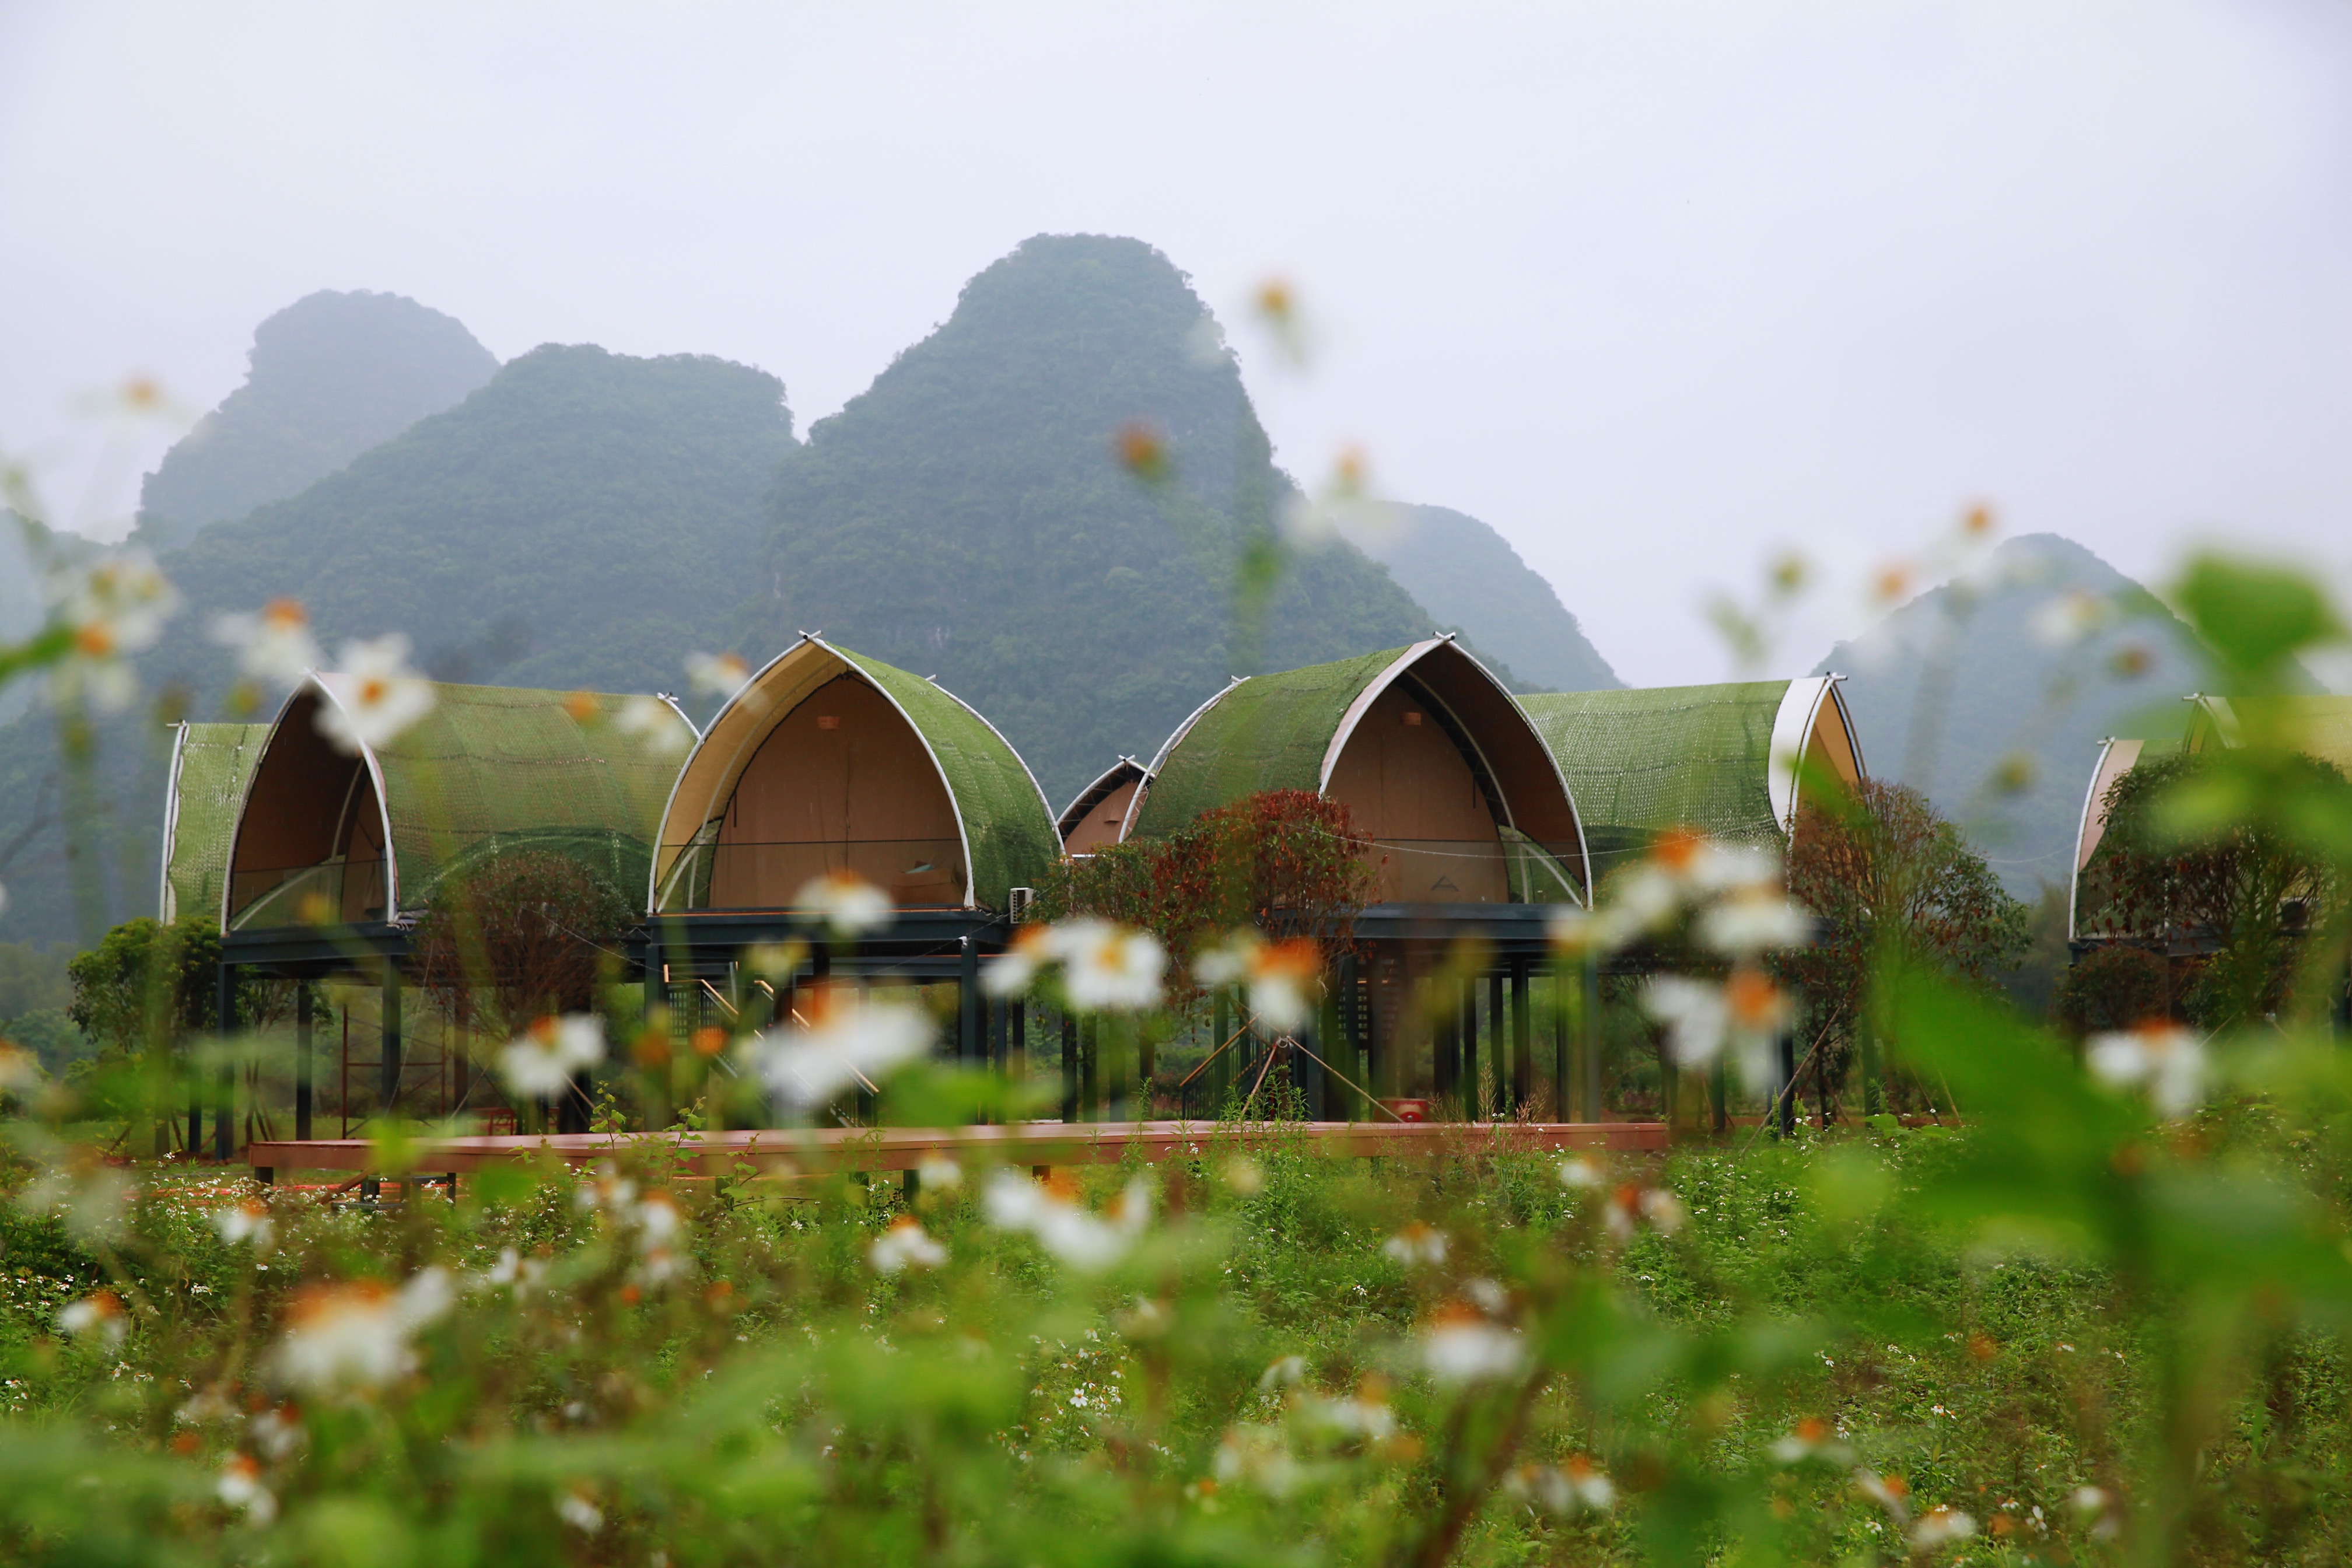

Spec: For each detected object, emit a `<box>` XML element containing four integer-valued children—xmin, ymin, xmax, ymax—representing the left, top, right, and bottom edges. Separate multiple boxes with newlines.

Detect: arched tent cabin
<box><xmin>650</xmin><ymin>635</ymin><xmax>1060</xmax><ymax>917</ymax></box>
<box><xmin>160</xmin><ymin>721</ymin><xmax>273</xmax><ymax>923</ymax></box>
<box><xmin>1059</xmin><ymin>757</ymin><xmax>1151</xmax><ymax>855</ymax></box>
<box><xmin>2068</xmin><ymin>693</ymin><xmax>2340</xmax><ymax>942</ymax></box>
<box><xmin>225</xmin><ymin>679</ymin><xmax>695</xmax><ymax>932</ymax></box>
<box><xmin>1124</xmin><ymin>637</ymin><xmax>1588</xmax><ymax>905</ymax></box>
<box><xmin>1517</xmin><ymin>677</ymin><xmax>1866</xmax><ymax>887</ymax></box>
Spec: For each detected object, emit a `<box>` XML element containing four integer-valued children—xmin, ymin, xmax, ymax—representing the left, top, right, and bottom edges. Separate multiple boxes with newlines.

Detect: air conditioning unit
<box><xmin>1007</xmin><ymin>886</ymin><xmax>1035</xmax><ymax>919</ymax></box>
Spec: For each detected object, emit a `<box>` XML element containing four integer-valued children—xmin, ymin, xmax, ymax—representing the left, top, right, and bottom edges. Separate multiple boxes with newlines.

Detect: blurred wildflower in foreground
<box><xmin>615</xmin><ymin>692</ymin><xmax>691</xmax><ymax>755</ymax></box>
<box><xmin>1505</xmin><ymin>1456</ymin><xmax>1616</xmax><ymax>1515</ymax></box>
<box><xmin>869</xmin><ymin>1215</ymin><xmax>947</xmax><ymax>1274</ymax></box>
<box><xmin>1381</xmin><ymin>1222</ymin><xmax>1447</xmax><ymax>1268</ymax></box>
<box><xmin>1604</xmin><ymin>1184</ymin><xmax>1684</xmax><ymax>1242</ymax></box>
<box><xmin>316</xmin><ymin>635</ymin><xmax>434</xmax><ymax>752</ymax></box>
<box><xmin>19</xmin><ymin>1149</ymin><xmax>136</xmax><ymax>1244</ymax></box>
<box><xmin>1642</xmin><ymin>968</ymin><xmax>1791</xmax><ymax>1094</ymax></box>
<box><xmin>496</xmin><ymin>1014</ymin><xmax>607</xmax><ymax>1099</ymax></box>
<box><xmin>983</xmin><ymin>1170</ymin><xmax>1150</xmax><ymax>1270</ymax></box>
<box><xmin>984</xmin><ymin>918</ymin><xmax>1165</xmax><ymax>1013</ymax></box>
<box><xmin>1418</xmin><ymin>1300</ymin><xmax>1524</xmax><ymax>1384</ymax></box>
<box><xmin>1194</xmin><ymin>931</ymin><xmax>1322</xmax><ymax>1034</ymax></box>
<box><xmin>793</xmin><ymin>870</ymin><xmax>892</xmax><ymax>937</ymax></box>
<box><xmin>212</xmin><ymin>1196</ymin><xmax>275</xmax><ymax>1251</ymax></box>
<box><xmin>51</xmin><ymin>549</ymin><xmax>177</xmax><ymax>710</ymax></box>
<box><xmin>216</xmin><ymin>1454</ymin><xmax>276</xmax><ymax>1525</ymax></box>
<box><xmin>685</xmin><ymin>650</ymin><xmax>750</xmax><ymax>701</ymax></box>
<box><xmin>58</xmin><ymin>1290</ymin><xmax>126</xmax><ymax>1348</ymax></box>
<box><xmin>212</xmin><ymin>598</ymin><xmax>320</xmax><ymax>688</ymax></box>
<box><xmin>1910</xmin><ymin>1506</ymin><xmax>1978</xmax><ymax>1550</ymax></box>
<box><xmin>2087</xmin><ymin>1021</ymin><xmax>2207</xmax><ymax>1118</ymax></box>
<box><xmin>1557</xmin><ymin>1156</ymin><xmax>1604</xmax><ymax>1190</ymax></box>
<box><xmin>1770</xmin><ymin>1416</ymin><xmax>1854</xmax><ymax>1466</ymax></box>
<box><xmin>271</xmin><ymin>1268</ymin><xmax>453</xmax><ymax>1393</ymax></box>
<box><xmin>0</xmin><ymin>1041</ymin><xmax>36</xmax><ymax>1095</ymax></box>
<box><xmin>746</xmin><ymin>985</ymin><xmax>931</xmax><ymax>1111</ymax></box>
<box><xmin>1214</xmin><ymin>1424</ymin><xmax>1301</xmax><ymax>1497</ymax></box>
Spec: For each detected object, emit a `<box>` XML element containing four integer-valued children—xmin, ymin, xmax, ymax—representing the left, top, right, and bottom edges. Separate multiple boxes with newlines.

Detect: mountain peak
<box><xmin>136</xmin><ymin>289</ymin><xmax>499</xmax><ymax>550</ymax></box>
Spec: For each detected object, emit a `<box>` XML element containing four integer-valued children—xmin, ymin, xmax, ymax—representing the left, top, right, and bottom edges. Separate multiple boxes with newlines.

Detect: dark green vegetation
<box><xmin>135</xmin><ymin>290</ymin><xmax>499</xmax><ymax>554</ymax></box>
<box><xmin>1818</xmin><ymin>533</ymin><xmax>2204</xmax><ymax>899</ymax></box>
<box><xmin>0</xmin><ymin>345</ymin><xmax>796</xmax><ymax>942</ymax></box>
<box><xmin>751</xmin><ymin>235</ymin><xmax>1443</xmax><ymax>802</ymax></box>
<box><xmin>1333</xmin><ymin>502</ymin><xmax>1619</xmax><ymax>693</ymax></box>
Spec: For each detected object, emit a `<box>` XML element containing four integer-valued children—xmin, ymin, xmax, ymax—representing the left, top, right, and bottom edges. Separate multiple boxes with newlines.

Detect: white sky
<box><xmin>4</xmin><ymin>1</ymin><xmax>2348</xmax><ymax>685</ymax></box>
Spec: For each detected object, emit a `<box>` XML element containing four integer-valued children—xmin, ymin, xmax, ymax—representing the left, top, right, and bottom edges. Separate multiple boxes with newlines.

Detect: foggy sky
<box><xmin>4</xmin><ymin>1</ymin><xmax>2348</xmax><ymax>686</ymax></box>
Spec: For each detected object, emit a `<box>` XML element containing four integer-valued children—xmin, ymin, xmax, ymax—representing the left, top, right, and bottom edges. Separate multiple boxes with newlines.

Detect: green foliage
<box><xmin>0</xmin><ymin>343</ymin><xmax>795</xmax><ymax>943</ymax></box>
<box><xmin>66</xmin><ymin>915</ymin><xmax>223</xmax><ymax>1054</ymax></box>
<box><xmin>1040</xmin><ymin>789</ymin><xmax>1378</xmax><ymax>977</ymax></box>
<box><xmin>0</xmin><ymin>942</ymin><xmax>73</xmax><ymax>1023</ymax></box>
<box><xmin>751</xmin><ymin>235</ymin><xmax>1443</xmax><ymax>804</ymax></box>
<box><xmin>410</xmin><ymin>850</ymin><xmax>634</xmax><ymax>1040</ymax></box>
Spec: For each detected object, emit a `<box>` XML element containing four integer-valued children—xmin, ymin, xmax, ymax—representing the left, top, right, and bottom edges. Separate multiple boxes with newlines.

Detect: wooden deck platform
<box><xmin>246</xmin><ymin>1119</ymin><xmax>1672</xmax><ymax>1181</ymax></box>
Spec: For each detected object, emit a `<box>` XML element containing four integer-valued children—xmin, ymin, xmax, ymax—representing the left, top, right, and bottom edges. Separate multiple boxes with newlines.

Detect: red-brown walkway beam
<box><xmin>246</xmin><ymin>1120</ymin><xmax>1670</xmax><ymax>1181</ymax></box>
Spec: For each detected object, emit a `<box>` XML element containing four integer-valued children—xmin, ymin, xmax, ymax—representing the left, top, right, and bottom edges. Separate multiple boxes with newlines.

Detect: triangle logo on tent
<box><xmin>1431</xmin><ymin>875</ymin><xmax>1459</xmax><ymax>892</ymax></box>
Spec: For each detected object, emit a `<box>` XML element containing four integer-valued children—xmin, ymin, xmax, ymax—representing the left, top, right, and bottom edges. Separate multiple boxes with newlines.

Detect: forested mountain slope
<box><xmin>135</xmin><ymin>290</ymin><xmax>498</xmax><ymax>552</ymax></box>
<box><xmin>751</xmin><ymin>233</ymin><xmax>1442</xmax><ymax>802</ymax></box>
<box><xmin>0</xmin><ymin>345</ymin><xmax>796</xmax><ymax>940</ymax></box>
<box><xmin>1816</xmin><ymin>533</ymin><xmax>2203</xmax><ymax>896</ymax></box>
<box><xmin>1331</xmin><ymin>502</ymin><xmax>1618</xmax><ymax>692</ymax></box>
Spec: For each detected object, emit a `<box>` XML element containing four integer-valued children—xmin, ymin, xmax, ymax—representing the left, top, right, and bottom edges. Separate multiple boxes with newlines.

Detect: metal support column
<box><xmin>1211</xmin><ymin>988</ymin><xmax>1230</xmax><ymax>1111</ymax></box>
<box><xmin>1488</xmin><ymin>972</ymin><xmax>1507</xmax><ymax>1116</ymax></box>
<box><xmin>1581</xmin><ymin>957</ymin><xmax>1603</xmax><ymax>1123</ymax></box>
<box><xmin>1060</xmin><ymin>1012</ymin><xmax>1079</xmax><ymax>1122</ymax></box>
<box><xmin>1010</xmin><ymin>1000</ymin><xmax>1026</xmax><ymax>1084</ymax></box>
<box><xmin>379</xmin><ymin>961</ymin><xmax>403</xmax><ymax>1121</ymax></box>
<box><xmin>1080</xmin><ymin>1016</ymin><xmax>1098</xmax><ymax>1121</ymax></box>
<box><xmin>957</xmin><ymin>937</ymin><xmax>980</xmax><ymax>1066</ymax></box>
<box><xmin>295</xmin><ymin>984</ymin><xmax>314</xmax><ymax>1142</ymax></box>
<box><xmin>1551</xmin><ymin>962</ymin><xmax>1570</xmax><ymax>1119</ymax></box>
<box><xmin>1510</xmin><ymin>959</ymin><xmax>1531</xmax><ymax>1115</ymax></box>
<box><xmin>1776</xmin><ymin>1031</ymin><xmax>1798</xmax><ymax>1137</ymax></box>
<box><xmin>214</xmin><ymin>962</ymin><xmax>236</xmax><ymax>1161</ymax></box>
<box><xmin>1460</xmin><ymin>981</ymin><xmax>1479</xmax><ymax>1119</ymax></box>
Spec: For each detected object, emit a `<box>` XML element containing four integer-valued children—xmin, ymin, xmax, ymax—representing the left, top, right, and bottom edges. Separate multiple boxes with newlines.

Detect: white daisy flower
<box><xmin>1769</xmin><ymin>1418</ymin><xmax>1854</xmax><ymax>1465</ymax></box>
<box><xmin>1696</xmin><ymin>887</ymin><xmax>1814</xmax><ymax>957</ymax></box>
<box><xmin>1213</xmin><ymin>1424</ymin><xmax>1302</xmax><ymax>1497</ymax></box>
<box><xmin>52</xmin><ymin>550</ymin><xmax>178</xmax><ymax>708</ymax></box>
<box><xmin>211</xmin><ymin>598</ymin><xmax>320</xmax><ymax>687</ymax></box>
<box><xmin>496</xmin><ymin>1014</ymin><xmax>606</xmax><ymax>1099</ymax></box>
<box><xmin>2087</xmin><ymin>1022</ymin><xmax>2206</xmax><ymax>1118</ymax></box>
<box><xmin>981</xmin><ymin>923</ymin><xmax>1055</xmax><ymax>998</ymax></box>
<box><xmin>1195</xmin><ymin>931</ymin><xmax>1322</xmax><ymax>1034</ymax></box>
<box><xmin>1507</xmin><ymin>1456</ymin><xmax>1616</xmax><ymax>1514</ymax></box>
<box><xmin>746</xmin><ymin>986</ymin><xmax>932</xmax><ymax>1111</ymax></box>
<box><xmin>555</xmin><ymin>1489</ymin><xmax>603</xmax><ymax>1534</ymax></box>
<box><xmin>1055</xmin><ymin>920</ymin><xmax>1164</xmax><ymax>1013</ymax></box>
<box><xmin>982</xmin><ymin>1170</ymin><xmax>1150</xmax><ymax>1271</ymax></box>
<box><xmin>915</xmin><ymin>1152</ymin><xmax>962</xmax><ymax>1191</ymax></box>
<box><xmin>316</xmin><ymin>636</ymin><xmax>435</xmax><ymax>753</ymax></box>
<box><xmin>615</xmin><ymin>693</ymin><xmax>691</xmax><ymax>756</ymax></box>
<box><xmin>58</xmin><ymin>1290</ymin><xmax>127</xmax><ymax>1348</ymax></box>
<box><xmin>212</xmin><ymin>1196</ymin><xmax>275</xmax><ymax>1251</ymax></box>
<box><xmin>1909</xmin><ymin>1507</ymin><xmax>1977</xmax><ymax>1549</ymax></box>
<box><xmin>1381</xmin><ymin>1222</ymin><xmax>1448</xmax><ymax>1268</ymax></box>
<box><xmin>1419</xmin><ymin>1301</ymin><xmax>1525</xmax><ymax>1384</ymax></box>
<box><xmin>793</xmin><ymin>870</ymin><xmax>894</xmax><ymax>936</ymax></box>
<box><xmin>685</xmin><ymin>650</ymin><xmax>750</xmax><ymax>700</ymax></box>
<box><xmin>1641</xmin><ymin>971</ymin><xmax>1789</xmax><ymax>1094</ymax></box>
<box><xmin>270</xmin><ymin>1268</ymin><xmax>453</xmax><ymax>1392</ymax></box>
<box><xmin>2032</xmin><ymin>590</ymin><xmax>2110</xmax><ymax>647</ymax></box>
<box><xmin>216</xmin><ymin>1454</ymin><xmax>276</xmax><ymax>1524</ymax></box>
<box><xmin>1558</xmin><ymin>1156</ymin><xmax>1604</xmax><ymax>1189</ymax></box>
<box><xmin>869</xmin><ymin>1215</ymin><xmax>948</xmax><ymax>1274</ymax></box>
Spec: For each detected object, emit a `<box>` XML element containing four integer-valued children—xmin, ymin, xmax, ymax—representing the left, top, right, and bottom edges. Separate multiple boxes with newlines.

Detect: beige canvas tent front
<box><xmin>651</xmin><ymin>636</ymin><xmax>1060</xmax><ymax>914</ymax></box>
<box><xmin>1122</xmin><ymin>637</ymin><xmax>1588</xmax><ymax>904</ymax></box>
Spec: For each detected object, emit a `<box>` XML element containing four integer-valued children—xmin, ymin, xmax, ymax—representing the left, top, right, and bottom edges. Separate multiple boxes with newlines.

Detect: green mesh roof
<box><xmin>1128</xmin><ymin>648</ymin><xmax>1405</xmax><ymax>838</ymax></box>
<box><xmin>2197</xmin><ymin>695</ymin><xmax>2352</xmax><ymax>773</ymax></box>
<box><xmin>163</xmin><ymin>722</ymin><xmax>272</xmax><ymax>923</ymax></box>
<box><xmin>358</xmin><ymin>682</ymin><xmax>694</xmax><ymax>911</ymax></box>
<box><xmin>839</xmin><ymin>649</ymin><xmax>1062</xmax><ymax>908</ymax></box>
<box><xmin>1518</xmin><ymin>682</ymin><xmax>1789</xmax><ymax>879</ymax></box>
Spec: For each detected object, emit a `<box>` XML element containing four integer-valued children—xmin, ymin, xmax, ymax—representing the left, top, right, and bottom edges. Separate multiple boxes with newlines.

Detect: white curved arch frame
<box><xmin>220</xmin><ymin>673</ymin><xmax>401</xmax><ymax>927</ymax></box>
<box><xmin>158</xmin><ymin>721</ymin><xmax>191</xmax><ymax>922</ymax></box>
<box><xmin>2067</xmin><ymin>736</ymin><xmax>2145</xmax><ymax>942</ymax></box>
<box><xmin>649</xmin><ymin>635</ymin><xmax>1049</xmax><ymax>914</ymax></box>
<box><xmin>1766</xmin><ymin>674</ymin><xmax>1867</xmax><ymax>836</ymax></box>
<box><xmin>1118</xmin><ymin>639</ymin><xmax>1594</xmax><ymax>901</ymax></box>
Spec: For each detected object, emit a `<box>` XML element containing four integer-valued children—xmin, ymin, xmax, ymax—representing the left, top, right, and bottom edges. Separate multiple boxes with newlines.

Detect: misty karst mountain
<box><xmin>1817</xmin><ymin>533</ymin><xmax>2203</xmax><ymax>896</ymax></box>
<box><xmin>0</xmin><ymin>344</ymin><xmax>795</xmax><ymax>940</ymax></box>
<box><xmin>134</xmin><ymin>290</ymin><xmax>499</xmax><ymax>552</ymax></box>
<box><xmin>1330</xmin><ymin>502</ymin><xmax>1619</xmax><ymax>693</ymax></box>
<box><xmin>751</xmin><ymin>233</ymin><xmax>1448</xmax><ymax>802</ymax></box>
